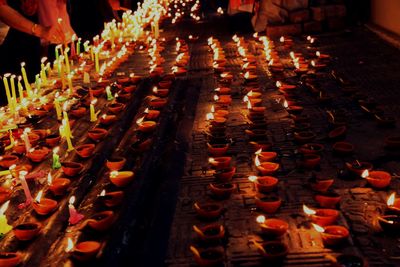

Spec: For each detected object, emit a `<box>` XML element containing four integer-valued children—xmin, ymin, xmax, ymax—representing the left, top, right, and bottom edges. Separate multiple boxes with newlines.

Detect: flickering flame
<box><xmin>303</xmin><ymin>204</ymin><xmax>316</xmax><ymax>215</ymax></box>
<box><xmin>153</xmin><ymin>86</ymin><xmax>158</xmax><ymax>93</ymax></box>
<box><xmin>247</xmin><ymin>100</ymin><xmax>252</xmax><ymax>110</ymax></box>
<box><xmin>69</xmin><ymin>196</ymin><xmax>75</xmax><ymax>205</ymax></box>
<box><xmin>243</xmin><ymin>95</ymin><xmax>249</xmax><ymax>103</ymax></box>
<box><xmin>53</xmin><ymin>146</ymin><xmax>60</xmax><ymax>154</ymax></box>
<box><xmin>279</xmin><ymin>36</ymin><xmax>284</xmax><ymax>43</ymax></box>
<box><xmin>255</xmin><ymin>155</ymin><xmax>261</xmax><ymax>167</ymax></box>
<box><xmin>248</xmin><ymin>175</ymin><xmax>257</xmax><ymax>182</ymax></box>
<box><xmin>35</xmin><ymin>190</ymin><xmax>44</xmax><ymax>203</ymax></box>
<box><xmin>0</xmin><ymin>200</ymin><xmax>10</xmax><ymax>216</ymax></box>
<box><xmin>311</xmin><ymin>60</ymin><xmax>316</xmax><ymax>67</ymax></box>
<box><xmin>387</xmin><ymin>193</ymin><xmax>396</xmax><ymax>206</ymax></box>
<box><xmin>316</xmin><ymin>51</ymin><xmax>321</xmax><ymax>57</ymax></box>
<box><xmin>247</xmin><ymin>91</ymin><xmax>253</xmax><ymax>97</ymax></box>
<box><xmin>256</xmin><ymin>215</ymin><xmax>266</xmax><ymax>224</ymax></box>
<box><xmin>283</xmin><ymin>100</ymin><xmax>288</xmax><ymax>109</ymax></box>
<box><xmin>144</xmin><ymin>108</ymin><xmax>149</xmax><ymax>114</ymax></box>
<box><xmin>65</xmin><ymin>237</ymin><xmax>74</xmax><ymax>252</ymax></box>
<box><xmin>206</xmin><ymin>112</ymin><xmax>214</xmax><ymax>120</ymax></box>
<box><xmin>99</xmin><ymin>189</ymin><xmax>106</xmax><ymax>197</ymax></box>
<box><xmin>253</xmin><ymin>32</ymin><xmax>258</xmax><ymax>38</ymax></box>
<box><xmin>91</xmin><ymin>99</ymin><xmax>97</xmax><ymax>105</ymax></box>
<box><xmin>220</xmin><ymin>73</ymin><xmax>228</xmax><ymax>78</ymax></box>
<box><xmin>110</xmin><ymin>170</ymin><xmax>119</xmax><ymax>178</ymax></box>
<box><xmin>211</xmin><ymin>105</ymin><xmax>215</xmax><ymax>113</ymax></box>
<box><xmin>213</xmin><ymin>95</ymin><xmax>219</xmax><ymax>101</ymax></box>
<box><xmin>312</xmin><ymin>223</ymin><xmax>325</xmax><ymax>233</ymax></box>
<box><xmin>242</xmin><ymin>62</ymin><xmax>249</xmax><ymax>69</ymax></box>
<box><xmin>136</xmin><ymin>116</ymin><xmax>145</xmax><ymax>125</ymax></box>
<box><xmin>244</xmin><ymin>71</ymin><xmax>250</xmax><ymax>79</ymax></box>
<box><xmin>290</xmin><ymin>51</ymin><xmax>295</xmax><ymax>59</ymax></box>
<box><xmin>47</xmin><ymin>173</ymin><xmax>53</xmax><ymax>185</ymax></box>
<box><xmin>255</xmin><ymin>149</ymin><xmax>262</xmax><ymax>155</ymax></box>
<box><xmin>208</xmin><ymin>157</ymin><xmax>215</xmax><ymax>164</ymax></box>
<box><xmin>361</xmin><ymin>170</ymin><xmax>369</xmax><ymax>178</ymax></box>
<box><xmin>307</xmin><ymin>36</ymin><xmax>311</xmax><ymax>41</ymax></box>
<box><xmin>276</xmin><ymin>81</ymin><xmax>282</xmax><ymax>88</ymax></box>
<box><xmin>41</xmin><ymin>57</ymin><xmax>48</xmax><ymax>64</ymax></box>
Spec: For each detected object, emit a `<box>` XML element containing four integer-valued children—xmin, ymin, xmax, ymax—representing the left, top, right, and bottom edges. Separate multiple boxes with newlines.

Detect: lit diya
<box><xmin>66</xmin><ymin>238</ymin><xmax>101</xmax><ymax>262</ymax></box>
<box><xmin>303</xmin><ymin>204</ymin><xmax>339</xmax><ymax>226</ymax></box>
<box><xmin>312</xmin><ymin>223</ymin><xmax>349</xmax><ymax>246</ymax></box>
<box><xmin>136</xmin><ymin>117</ymin><xmax>156</xmax><ymax>133</ymax></box>
<box><xmin>48</xmin><ymin>174</ymin><xmax>70</xmax><ymax>196</ymax></box>
<box><xmin>109</xmin><ymin>171</ymin><xmax>134</xmax><ymax>187</ymax></box>
<box><xmin>378</xmin><ymin>215</ymin><xmax>400</xmax><ymax>232</ymax></box>
<box><xmin>256</xmin><ymin>215</ymin><xmax>288</xmax><ymax>237</ymax></box>
<box><xmin>254</xmin><ymin>149</ymin><xmax>277</xmax><ymax>162</ymax></box>
<box><xmin>98</xmin><ymin>190</ymin><xmax>124</xmax><ymax>207</ymax></box>
<box><xmin>32</xmin><ymin>190</ymin><xmax>58</xmax><ymax>216</ymax></box>
<box><xmin>345</xmin><ymin>161</ymin><xmax>373</xmax><ymax>177</ymax></box>
<box><xmin>208</xmin><ymin>157</ymin><xmax>231</xmax><ymax>170</ymax></box>
<box><xmin>361</xmin><ymin>170</ymin><xmax>391</xmax><ymax>189</ymax></box>
<box><xmin>190</xmin><ymin>246</ymin><xmax>224</xmax><ymax>267</ymax></box>
<box><xmin>386</xmin><ymin>193</ymin><xmax>400</xmax><ymax>214</ymax></box>
<box><xmin>100</xmin><ymin>114</ymin><xmax>117</xmax><ymax>125</ymax></box>
<box><xmin>253</xmin><ymin>241</ymin><xmax>288</xmax><ymax>262</ymax></box>
<box><xmin>208</xmin><ymin>183</ymin><xmax>235</xmax><ymax>198</ymax></box>
<box><xmin>194</xmin><ymin>202</ymin><xmax>223</xmax><ymax>220</ymax></box>
<box><xmin>144</xmin><ymin>108</ymin><xmax>160</xmax><ymax>120</ymax></box>
<box><xmin>255</xmin><ymin>155</ymin><xmax>279</xmax><ymax>175</ymax></box>
<box><xmin>248</xmin><ymin>176</ymin><xmax>278</xmax><ymax>193</ymax></box>
<box><xmin>193</xmin><ymin>224</ymin><xmax>225</xmax><ymax>242</ymax></box>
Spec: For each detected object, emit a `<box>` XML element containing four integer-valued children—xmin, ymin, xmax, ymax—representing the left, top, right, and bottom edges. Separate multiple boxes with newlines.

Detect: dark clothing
<box><xmin>69</xmin><ymin>0</ymin><xmax>115</xmax><ymax>41</ymax></box>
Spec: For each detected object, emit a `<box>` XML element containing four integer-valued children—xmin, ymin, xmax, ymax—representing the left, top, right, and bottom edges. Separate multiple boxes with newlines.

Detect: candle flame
<box><xmin>247</xmin><ymin>100</ymin><xmax>252</xmax><ymax>110</ymax></box>
<box><xmin>136</xmin><ymin>116</ymin><xmax>145</xmax><ymax>125</ymax></box>
<box><xmin>283</xmin><ymin>100</ymin><xmax>288</xmax><ymax>109</ymax></box>
<box><xmin>303</xmin><ymin>204</ymin><xmax>316</xmax><ymax>215</ymax></box>
<box><xmin>213</xmin><ymin>95</ymin><xmax>219</xmax><ymax>101</ymax></box>
<box><xmin>47</xmin><ymin>173</ymin><xmax>53</xmax><ymax>185</ymax></box>
<box><xmin>255</xmin><ymin>149</ymin><xmax>262</xmax><ymax>155</ymax></box>
<box><xmin>311</xmin><ymin>60</ymin><xmax>316</xmax><ymax>67</ymax></box>
<box><xmin>53</xmin><ymin>146</ymin><xmax>60</xmax><ymax>154</ymax></box>
<box><xmin>256</xmin><ymin>215</ymin><xmax>265</xmax><ymax>224</ymax></box>
<box><xmin>35</xmin><ymin>190</ymin><xmax>43</xmax><ymax>203</ymax></box>
<box><xmin>361</xmin><ymin>169</ymin><xmax>369</xmax><ymax>178</ymax></box>
<box><xmin>69</xmin><ymin>196</ymin><xmax>75</xmax><ymax>205</ymax></box>
<box><xmin>244</xmin><ymin>71</ymin><xmax>250</xmax><ymax>79</ymax></box>
<box><xmin>312</xmin><ymin>223</ymin><xmax>325</xmax><ymax>233</ymax></box>
<box><xmin>110</xmin><ymin>170</ymin><xmax>119</xmax><ymax>178</ymax></box>
<box><xmin>65</xmin><ymin>237</ymin><xmax>74</xmax><ymax>252</ymax></box>
<box><xmin>387</xmin><ymin>193</ymin><xmax>396</xmax><ymax>206</ymax></box>
<box><xmin>248</xmin><ymin>175</ymin><xmax>257</xmax><ymax>182</ymax></box>
<box><xmin>279</xmin><ymin>36</ymin><xmax>284</xmax><ymax>43</ymax></box>
<box><xmin>255</xmin><ymin>155</ymin><xmax>261</xmax><ymax>167</ymax></box>
<box><xmin>206</xmin><ymin>112</ymin><xmax>214</xmax><ymax>121</ymax></box>
<box><xmin>99</xmin><ymin>189</ymin><xmax>106</xmax><ymax>197</ymax></box>
<box><xmin>0</xmin><ymin>200</ymin><xmax>10</xmax><ymax>216</ymax></box>
<box><xmin>316</xmin><ymin>51</ymin><xmax>321</xmax><ymax>57</ymax></box>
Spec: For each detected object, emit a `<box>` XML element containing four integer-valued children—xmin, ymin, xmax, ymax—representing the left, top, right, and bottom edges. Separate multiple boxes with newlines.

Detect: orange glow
<box><xmin>248</xmin><ymin>175</ymin><xmax>257</xmax><ymax>182</ymax></box>
<box><xmin>312</xmin><ymin>223</ymin><xmax>325</xmax><ymax>233</ymax></box>
<box><xmin>65</xmin><ymin>237</ymin><xmax>74</xmax><ymax>252</ymax></box>
<box><xmin>303</xmin><ymin>204</ymin><xmax>316</xmax><ymax>215</ymax></box>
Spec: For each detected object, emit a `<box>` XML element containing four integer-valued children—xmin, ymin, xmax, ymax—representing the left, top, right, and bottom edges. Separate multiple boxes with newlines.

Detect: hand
<box><xmin>40</xmin><ymin>23</ymin><xmax>65</xmax><ymax>44</ymax></box>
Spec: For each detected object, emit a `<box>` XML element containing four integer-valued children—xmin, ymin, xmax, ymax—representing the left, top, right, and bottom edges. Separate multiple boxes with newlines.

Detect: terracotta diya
<box><xmin>0</xmin><ymin>252</ymin><xmax>21</xmax><ymax>267</ymax></box>
<box><xmin>208</xmin><ymin>183</ymin><xmax>235</xmax><ymax>198</ymax></box>
<box><xmin>71</xmin><ymin>241</ymin><xmax>101</xmax><ymax>261</ymax></box>
<box><xmin>315</xmin><ymin>191</ymin><xmax>341</xmax><ymax>208</ymax></box>
<box><xmin>255</xmin><ymin>159</ymin><xmax>280</xmax><ymax>176</ymax></box>
<box><xmin>249</xmin><ymin>176</ymin><xmax>279</xmax><ymax>193</ymax></box>
<box><xmin>303</xmin><ymin>205</ymin><xmax>339</xmax><ymax>226</ymax></box>
<box><xmin>88</xmin><ymin>128</ymin><xmax>108</xmax><ymax>142</ymax></box>
<box><xmin>62</xmin><ymin>162</ymin><xmax>83</xmax><ymax>177</ymax></box>
<box><xmin>345</xmin><ymin>161</ymin><xmax>373</xmax><ymax>177</ymax></box>
<box><xmin>49</xmin><ymin>178</ymin><xmax>71</xmax><ymax>196</ymax></box>
<box><xmin>214</xmin><ymin>167</ymin><xmax>236</xmax><ymax>182</ymax></box>
<box><xmin>99</xmin><ymin>190</ymin><xmax>124</xmax><ymax>207</ymax></box>
<box><xmin>255</xmin><ymin>195</ymin><xmax>282</xmax><ymax>214</ymax></box>
<box><xmin>193</xmin><ymin>224</ymin><xmax>225</xmax><ymax>242</ymax></box>
<box><xmin>84</xmin><ymin>210</ymin><xmax>115</xmax><ymax>231</ymax></box>
<box><xmin>109</xmin><ymin>171</ymin><xmax>134</xmax><ymax>187</ymax></box>
<box><xmin>361</xmin><ymin>170</ymin><xmax>391</xmax><ymax>189</ymax></box>
<box><xmin>13</xmin><ymin>222</ymin><xmax>41</xmax><ymax>241</ymax></box>
<box><xmin>333</xmin><ymin>141</ymin><xmax>354</xmax><ymax>155</ymax></box>
<box><xmin>313</xmin><ymin>223</ymin><xmax>349</xmax><ymax>246</ymax></box>
<box><xmin>0</xmin><ymin>155</ymin><xmax>19</xmax><ymax>169</ymax></box>
<box><xmin>106</xmin><ymin>157</ymin><xmax>126</xmax><ymax>171</ymax></box>
<box><xmin>194</xmin><ymin>202</ymin><xmax>223</xmax><ymax>220</ymax></box>
<box><xmin>32</xmin><ymin>191</ymin><xmax>58</xmax><ymax>216</ymax></box>
<box><xmin>208</xmin><ymin>157</ymin><xmax>231</xmax><ymax>170</ymax></box>
<box><xmin>190</xmin><ymin>246</ymin><xmax>224</xmax><ymax>267</ymax></box>
<box><xmin>256</xmin><ymin>215</ymin><xmax>288</xmax><ymax>237</ymax></box>
<box><xmin>254</xmin><ymin>241</ymin><xmax>288</xmax><ymax>262</ymax></box>
<box><xmin>75</xmin><ymin>144</ymin><xmax>96</xmax><ymax>158</ymax></box>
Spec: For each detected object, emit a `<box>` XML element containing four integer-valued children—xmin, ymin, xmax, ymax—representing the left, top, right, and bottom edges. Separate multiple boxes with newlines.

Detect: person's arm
<box><xmin>0</xmin><ymin>3</ymin><xmax>65</xmax><ymax>43</ymax></box>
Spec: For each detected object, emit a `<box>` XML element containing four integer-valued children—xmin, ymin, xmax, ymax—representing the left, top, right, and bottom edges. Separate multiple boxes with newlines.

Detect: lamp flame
<box><xmin>65</xmin><ymin>237</ymin><xmax>74</xmax><ymax>252</ymax></box>
<box><xmin>255</xmin><ymin>155</ymin><xmax>261</xmax><ymax>167</ymax></box>
<box><xmin>361</xmin><ymin>169</ymin><xmax>369</xmax><ymax>178</ymax></box>
<box><xmin>35</xmin><ymin>190</ymin><xmax>43</xmax><ymax>203</ymax></box>
<box><xmin>0</xmin><ymin>200</ymin><xmax>10</xmax><ymax>216</ymax></box>
<box><xmin>47</xmin><ymin>173</ymin><xmax>53</xmax><ymax>185</ymax></box>
<box><xmin>206</xmin><ymin>112</ymin><xmax>214</xmax><ymax>121</ymax></box>
<box><xmin>312</xmin><ymin>223</ymin><xmax>325</xmax><ymax>233</ymax></box>
<box><xmin>69</xmin><ymin>196</ymin><xmax>75</xmax><ymax>205</ymax></box>
<box><xmin>387</xmin><ymin>193</ymin><xmax>396</xmax><ymax>206</ymax></box>
<box><xmin>303</xmin><ymin>204</ymin><xmax>316</xmax><ymax>215</ymax></box>
<box><xmin>248</xmin><ymin>175</ymin><xmax>257</xmax><ymax>182</ymax></box>
<box><xmin>256</xmin><ymin>215</ymin><xmax>265</xmax><ymax>224</ymax></box>
<box><xmin>99</xmin><ymin>189</ymin><xmax>106</xmax><ymax>197</ymax></box>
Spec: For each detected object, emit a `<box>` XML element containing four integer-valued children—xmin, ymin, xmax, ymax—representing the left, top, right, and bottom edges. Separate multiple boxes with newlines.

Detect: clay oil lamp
<box><xmin>48</xmin><ymin>174</ymin><xmax>71</xmax><ymax>196</ymax></box>
<box><xmin>136</xmin><ymin>117</ymin><xmax>156</xmax><ymax>133</ymax></box>
<box><xmin>214</xmin><ymin>167</ymin><xmax>236</xmax><ymax>182</ymax></box>
<box><xmin>299</xmin><ymin>143</ymin><xmax>324</xmax><ymax>155</ymax></box>
<box><xmin>249</xmin><ymin>140</ymin><xmax>272</xmax><ymax>151</ymax></box>
<box><xmin>283</xmin><ymin>100</ymin><xmax>303</xmax><ymax>115</ymax></box>
<box><xmin>98</xmin><ymin>190</ymin><xmax>124</xmax><ymax>207</ymax></box>
<box><xmin>209</xmin><ymin>183</ymin><xmax>235</xmax><ymax>198</ymax></box>
<box><xmin>90</xmin><ymin>86</ymin><xmax>105</xmax><ymax>97</ymax></box>
<box><xmin>109</xmin><ymin>170</ymin><xmax>134</xmax><ymax>187</ymax></box>
<box><xmin>315</xmin><ymin>191</ymin><xmax>341</xmax><ymax>208</ymax></box>
<box><xmin>144</xmin><ymin>108</ymin><xmax>160</xmax><ymax>120</ymax></box>
<box><xmin>88</xmin><ymin>128</ymin><xmax>108</xmax><ymax>142</ymax></box>
<box><xmin>194</xmin><ymin>202</ymin><xmax>223</xmax><ymax>220</ymax></box>
<box><xmin>345</xmin><ymin>161</ymin><xmax>373</xmax><ymax>177</ymax></box>
<box><xmin>328</xmin><ymin>126</ymin><xmax>347</xmax><ymax>140</ymax></box>
<box><xmin>26</xmin><ymin>147</ymin><xmax>49</xmax><ymax>163</ymax></box>
<box><xmin>61</xmin><ymin>162</ymin><xmax>84</xmax><ymax>177</ymax></box>
<box><xmin>214</xmin><ymin>87</ymin><xmax>231</xmax><ymax>95</ymax></box>
<box><xmin>32</xmin><ymin>190</ymin><xmax>58</xmax><ymax>216</ymax></box>
<box><xmin>214</xmin><ymin>94</ymin><xmax>231</xmax><ymax>105</ymax></box>
<box><xmin>116</xmin><ymin>92</ymin><xmax>131</xmax><ymax>103</ymax></box>
<box><xmin>316</xmin><ymin>51</ymin><xmax>330</xmax><ymax>60</ymax></box>
<box><xmin>207</xmin><ymin>143</ymin><xmax>229</xmax><ymax>157</ymax></box>
<box><xmin>255</xmin><ymin>194</ymin><xmax>282</xmax><ymax>214</ymax></box>
<box><xmin>219</xmin><ymin>72</ymin><xmax>233</xmax><ymax>83</ymax></box>
<box><xmin>75</xmin><ymin>144</ymin><xmax>96</xmax><ymax>158</ymax></box>
<box><xmin>301</xmin><ymin>154</ymin><xmax>321</xmax><ymax>169</ymax></box>
<box><xmin>255</xmin><ymin>149</ymin><xmax>277</xmax><ymax>162</ymax></box>
<box><xmin>123</xmin><ymin>85</ymin><xmax>136</xmax><ymax>93</ymax></box>
<box><xmin>13</xmin><ymin>222</ymin><xmax>41</xmax><ymax>241</ymax></box>
<box><xmin>333</xmin><ymin>254</ymin><xmax>367</xmax><ymax>267</ymax></box>
<box><xmin>158</xmin><ymin>80</ymin><xmax>173</xmax><ymax>89</ymax></box>
<box><xmin>129</xmin><ymin>73</ymin><xmax>142</xmax><ymax>84</ymax></box>
<box><xmin>0</xmin><ymin>155</ymin><xmax>19</xmax><ymax>168</ymax></box>
<box><xmin>0</xmin><ymin>252</ymin><xmax>21</xmax><ymax>267</ymax></box>
<box><xmin>245</xmin><ymin>129</ymin><xmax>267</xmax><ymax>140</ymax></box>
<box><xmin>190</xmin><ymin>246</ymin><xmax>224</xmax><ymax>267</ymax></box>
<box><xmin>67</xmin><ymin>238</ymin><xmax>101</xmax><ymax>262</ymax></box>
<box><xmin>255</xmin><ymin>155</ymin><xmax>279</xmax><ymax>176</ymax></box>
<box><xmin>294</xmin><ymin>131</ymin><xmax>316</xmax><ymax>144</ymax></box>
<box><xmin>378</xmin><ymin>215</ymin><xmax>400</xmax><ymax>232</ymax></box>
<box><xmin>149</xmin><ymin>97</ymin><xmax>167</xmax><ymax>109</ymax></box>
<box><xmin>249</xmin><ymin>176</ymin><xmax>278</xmax><ymax>193</ymax></box>
<box><xmin>385</xmin><ymin>136</ymin><xmax>400</xmax><ymax>149</ymax></box>
<box><xmin>313</xmin><ymin>223</ymin><xmax>349</xmax><ymax>246</ymax></box>
<box><xmin>386</xmin><ymin>193</ymin><xmax>400</xmax><ymax>214</ymax></box>
<box><xmin>333</xmin><ymin>141</ymin><xmax>354</xmax><ymax>156</ymax></box>
<box><xmin>84</xmin><ymin>210</ymin><xmax>115</xmax><ymax>231</ymax></box>
<box><xmin>193</xmin><ymin>224</ymin><xmax>225</xmax><ymax>242</ymax></box>
<box><xmin>303</xmin><ymin>204</ymin><xmax>339</xmax><ymax>226</ymax></box>
<box><xmin>99</xmin><ymin>114</ymin><xmax>117</xmax><ymax>126</ymax></box>
<box><xmin>256</xmin><ymin>215</ymin><xmax>288</xmax><ymax>237</ymax></box>
<box><xmin>45</xmin><ymin>134</ymin><xmax>61</xmax><ymax>147</ymax></box>
<box><xmin>244</xmin><ymin>71</ymin><xmax>258</xmax><ymax>82</ymax></box>
<box><xmin>108</xmin><ymin>103</ymin><xmax>125</xmax><ymax>114</ymax></box>
<box><xmin>375</xmin><ymin>114</ymin><xmax>396</xmax><ymax>128</ymax></box>
<box><xmin>254</xmin><ymin>241</ymin><xmax>288</xmax><ymax>262</ymax></box>
<box><xmin>153</xmin><ymin>86</ymin><xmax>169</xmax><ymax>97</ymax></box>
<box><xmin>70</xmin><ymin>106</ymin><xmax>87</xmax><ymax>118</ymax></box>
<box><xmin>208</xmin><ymin>157</ymin><xmax>231</xmax><ymax>170</ymax></box>
<box><xmin>106</xmin><ymin>157</ymin><xmax>126</xmax><ymax>171</ymax></box>
<box><xmin>361</xmin><ymin>169</ymin><xmax>391</xmax><ymax>189</ymax></box>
